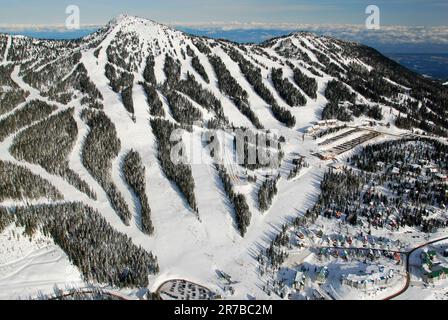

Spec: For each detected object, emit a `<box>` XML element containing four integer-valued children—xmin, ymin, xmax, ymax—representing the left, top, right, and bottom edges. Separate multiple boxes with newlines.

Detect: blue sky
<box><xmin>0</xmin><ymin>0</ymin><xmax>447</xmax><ymax>26</ymax></box>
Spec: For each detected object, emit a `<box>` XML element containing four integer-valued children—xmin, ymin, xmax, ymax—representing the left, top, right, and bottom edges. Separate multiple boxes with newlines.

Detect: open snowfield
<box><xmin>0</xmin><ymin>225</ymin><xmax>84</xmax><ymax>300</ymax></box>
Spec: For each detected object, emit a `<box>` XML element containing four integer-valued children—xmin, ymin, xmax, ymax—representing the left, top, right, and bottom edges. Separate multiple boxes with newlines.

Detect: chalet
<box><xmin>426</xmin><ymin>167</ymin><xmax>439</xmax><ymax>176</ymax></box>
<box><xmin>316</xmin><ymin>267</ymin><xmax>329</xmax><ymax>283</ymax></box>
<box><xmin>420</xmin><ymin>250</ymin><xmax>448</xmax><ymax>284</ymax></box>
<box><xmin>316</xmin><ymin>152</ymin><xmax>335</xmax><ymax>161</ymax></box>
<box><xmin>347</xmin><ymin>236</ymin><xmax>353</xmax><ymax>245</ymax></box>
<box><xmin>342</xmin><ymin>266</ymin><xmax>395</xmax><ymax>289</ymax></box>
<box><xmin>306</xmin><ymin>126</ymin><xmax>315</xmax><ymax>134</ymax></box>
<box><xmin>330</xmin><ymin>162</ymin><xmax>346</xmax><ymax>171</ymax></box>
<box><xmin>280</xmin><ymin>285</ymin><xmax>290</xmax><ymax>299</ymax></box>
<box><xmin>423</xmin><ymin>265</ymin><xmax>448</xmax><ymax>284</ymax></box>
<box><xmin>316</xmin><ymin>119</ymin><xmax>338</xmax><ymax>126</ymax></box>
<box><xmin>293</xmin><ymin>271</ymin><xmax>306</xmax><ymax>291</ymax></box>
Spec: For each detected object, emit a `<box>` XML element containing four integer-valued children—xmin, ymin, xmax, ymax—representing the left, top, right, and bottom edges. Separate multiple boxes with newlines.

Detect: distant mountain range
<box><xmin>2</xmin><ymin>24</ymin><xmax>447</xmax><ymax>80</ymax></box>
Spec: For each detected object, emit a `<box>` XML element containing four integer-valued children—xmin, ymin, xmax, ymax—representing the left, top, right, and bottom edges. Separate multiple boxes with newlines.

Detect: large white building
<box><xmin>341</xmin><ymin>265</ymin><xmax>395</xmax><ymax>290</ymax></box>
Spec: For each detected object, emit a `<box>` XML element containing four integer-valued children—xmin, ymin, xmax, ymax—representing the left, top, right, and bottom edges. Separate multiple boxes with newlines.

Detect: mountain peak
<box><xmin>108</xmin><ymin>14</ymin><xmax>166</xmax><ymax>29</ymax></box>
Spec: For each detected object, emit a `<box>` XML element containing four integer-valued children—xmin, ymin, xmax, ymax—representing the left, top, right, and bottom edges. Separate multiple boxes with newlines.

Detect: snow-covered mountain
<box><xmin>0</xmin><ymin>15</ymin><xmax>447</xmax><ymax>299</ymax></box>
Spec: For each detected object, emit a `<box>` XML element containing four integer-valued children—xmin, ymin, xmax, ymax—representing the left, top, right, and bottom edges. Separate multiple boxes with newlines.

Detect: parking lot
<box><xmin>157</xmin><ymin>279</ymin><xmax>212</xmax><ymax>300</ymax></box>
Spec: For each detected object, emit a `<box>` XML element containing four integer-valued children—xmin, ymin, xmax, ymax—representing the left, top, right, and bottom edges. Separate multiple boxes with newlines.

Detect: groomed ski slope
<box><xmin>2</xmin><ymin>15</ymin><xmax>444</xmax><ymax>300</ymax></box>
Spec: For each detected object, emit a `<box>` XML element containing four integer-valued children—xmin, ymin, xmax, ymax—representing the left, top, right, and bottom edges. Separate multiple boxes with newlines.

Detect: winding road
<box><xmin>384</xmin><ymin>236</ymin><xmax>448</xmax><ymax>300</ymax></box>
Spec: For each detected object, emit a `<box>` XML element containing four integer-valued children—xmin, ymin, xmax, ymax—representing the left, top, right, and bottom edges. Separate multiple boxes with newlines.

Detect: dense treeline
<box><xmin>123</xmin><ymin>150</ymin><xmax>154</xmax><ymax>235</ymax></box>
<box><xmin>23</xmin><ymin>52</ymin><xmax>82</xmax><ymax>100</ymax></box>
<box><xmin>141</xmin><ymin>82</ymin><xmax>165</xmax><ymax>117</ymax></box>
<box><xmin>324</xmin><ymin>79</ymin><xmax>356</xmax><ymax>104</ymax></box>
<box><xmin>10</xmin><ymin>108</ymin><xmax>96</xmax><ymax>199</ymax></box>
<box><xmin>0</xmin><ymin>89</ymin><xmax>29</xmax><ymax>116</ymax></box>
<box><xmin>105</xmin><ymin>63</ymin><xmax>135</xmax><ymax>115</ymax></box>
<box><xmin>0</xmin><ymin>207</ymin><xmax>14</xmax><ymax>233</ymax></box>
<box><xmin>47</xmin><ymin>63</ymin><xmax>103</xmax><ymax>107</ymax></box>
<box><xmin>81</xmin><ymin>110</ymin><xmax>131</xmax><ymax>224</ymax></box>
<box><xmin>265</xmin><ymin>224</ymin><xmax>290</xmax><ymax>268</ymax></box>
<box><xmin>105</xmin><ymin>63</ymin><xmax>134</xmax><ymax>93</ymax></box>
<box><xmin>215</xmin><ymin>164</ymin><xmax>251</xmax><ymax>236</ymax></box>
<box><xmin>344</xmin><ymin>63</ymin><xmax>398</xmax><ymax>103</ymax></box>
<box><xmin>290</xmin><ymin>64</ymin><xmax>318</xmax><ymax>99</ymax></box>
<box><xmin>322</xmin><ymin>102</ymin><xmax>352</xmax><ymax>122</ymax></box>
<box><xmin>161</xmin><ymin>54</ymin><xmax>226</xmax><ymax>125</ymax></box>
<box><xmin>121</xmin><ymin>85</ymin><xmax>134</xmax><ymax>114</ymax></box>
<box><xmin>191</xmin><ymin>55</ymin><xmax>210</xmax><ymax>83</ymax></box>
<box><xmin>258</xmin><ymin>176</ymin><xmax>279</xmax><ymax>212</ymax></box>
<box><xmin>163</xmin><ymin>54</ymin><xmax>181</xmax><ymax>83</ymax></box>
<box><xmin>312</xmin><ymin>125</ymin><xmax>347</xmax><ymax>139</ymax></box>
<box><xmin>225</xmin><ymin>48</ymin><xmax>295</xmax><ymax>127</ymax></box>
<box><xmin>395</xmin><ymin>114</ymin><xmax>419</xmax><ymax>131</ymax></box>
<box><xmin>308</xmin><ymin>168</ymin><xmax>365</xmax><ymax>222</ymax></box>
<box><xmin>164</xmin><ymin>89</ymin><xmax>202</xmax><ymax>125</ymax></box>
<box><xmin>349</xmin><ymin>104</ymin><xmax>383</xmax><ymax>121</ymax></box>
<box><xmin>274</xmin><ymin>38</ymin><xmax>313</xmax><ymax>64</ymax></box>
<box><xmin>192</xmin><ymin>40</ymin><xmax>212</xmax><ymax>55</ymax></box>
<box><xmin>287</xmin><ymin>157</ymin><xmax>309</xmax><ymax>180</ymax></box>
<box><xmin>271</xmin><ymin>68</ymin><xmax>307</xmax><ymax>107</ymax></box>
<box><xmin>0</xmin><ymin>66</ymin><xmax>29</xmax><ymax>115</ymax></box>
<box><xmin>5</xmin><ymin>203</ymin><xmax>159</xmax><ymax>287</ymax></box>
<box><xmin>161</xmin><ymin>54</ymin><xmax>206</xmax><ymax>125</ymax></box>
<box><xmin>351</xmin><ymin>138</ymin><xmax>448</xmax><ymax>173</ymax></box>
<box><xmin>307</xmin><ymin>139</ymin><xmax>448</xmax><ymax>232</ymax></box>
<box><xmin>308</xmin><ymin>47</ymin><xmax>346</xmax><ymax>78</ymax></box>
<box><xmin>0</xmin><ymin>100</ymin><xmax>57</xmax><ymax>142</ymax></box>
<box><xmin>236</xmin><ymin>130</ymin><xmax>284</xmax><ymax>170</ymax></box>
<box><xmin>208</xmin><ymin>54</ymin><xmax>263</xmax><ymax>129</ymax></box>
<box><xmin>176</xmin><ymin>72</ymin><xmax>226</xmax><ymax>123</ymax></box>
<box><xmin>150</xmin><ymin>118</ymin><xmax>198</xmax><ymax>214</ymax></box>
<box><xmin>106</xmin><ymin>30</ymin><xmax>142</xmax><ymax>72</ymax></box>
<box><xmin>341</xmin><ymin>41</ymin><xmax>448</xmax><ymax>136</ymax></box>
<box><xmin>143</xmin><ymin>55</ymin><xmax>157</xmax><ymax>85</ymax></box>
<box><xmin>323</xmin><ymin>79</ymin><xmax>383</xmax><ymax>121</ymax></box>
<box><xmin>0</xmin><ymin>65</ymin><xmax>17</xmax><ymax>87</ymax></box>
<box><xmin>0</xmin><ymin>161</ymin><xmax>62</xmax><ymax>201</ymax></box>
<box><xmin>394</xmin><ymin>101</ymin><xmax>448</xmax><ymax>137</ymax></box>
<box><xmin>322</xmin><ymin>80</ymin><xmax>356</xmax><ymax>121</ymax></box>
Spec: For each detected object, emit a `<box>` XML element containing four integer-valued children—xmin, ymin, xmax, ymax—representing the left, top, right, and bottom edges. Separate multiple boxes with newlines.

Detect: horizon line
<box><xmin>1</xmin><ymin>21</ymin><xmax>448</xmax><ymax>31</ymax></box>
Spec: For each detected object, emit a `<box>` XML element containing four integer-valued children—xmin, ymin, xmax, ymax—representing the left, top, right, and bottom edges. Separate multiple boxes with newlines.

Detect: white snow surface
<box><xmin>0</xmin><ymin>15</ymin><xmax>446</xmax><ymax>300</ymax></box>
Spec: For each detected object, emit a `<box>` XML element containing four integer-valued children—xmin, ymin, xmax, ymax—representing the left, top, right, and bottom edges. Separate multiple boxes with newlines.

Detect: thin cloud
<box><xmin>1</xmin><ymin>21</ymin><xmax>447</xmax><ymax>45</ymax></box>
<box><xmin>172</xmin><ymin>22</ymin><xmax>448</xmax><ymax>44</ymax></box>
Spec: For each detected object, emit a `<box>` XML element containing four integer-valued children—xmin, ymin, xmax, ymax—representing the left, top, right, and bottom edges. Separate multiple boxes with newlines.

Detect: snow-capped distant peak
<box><xmin>107</xmin><ymin>14</ymin><xmax>170</xmax><ymax>32</ymax></box>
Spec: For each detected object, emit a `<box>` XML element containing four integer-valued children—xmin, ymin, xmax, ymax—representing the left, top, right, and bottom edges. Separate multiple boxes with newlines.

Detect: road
<box><xmin>49</xmin><ymin>289</ymin><xmax>129</xmax><ymax>300</ymax></box>
<box><xmin>384</xmin><ymin>236</ymin><xmax>448</xmax><ymax>300</ymax></box>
